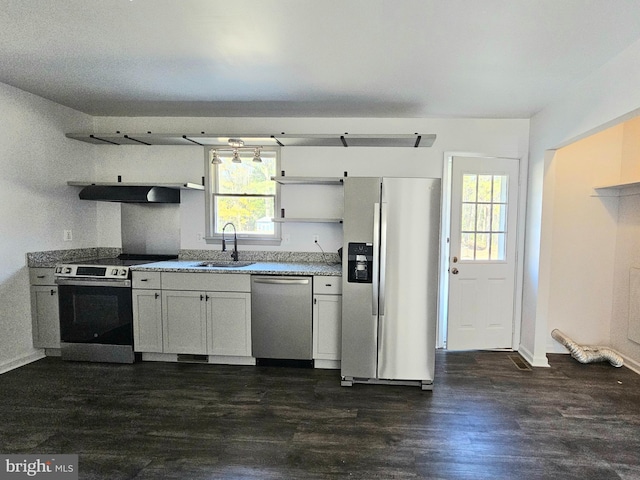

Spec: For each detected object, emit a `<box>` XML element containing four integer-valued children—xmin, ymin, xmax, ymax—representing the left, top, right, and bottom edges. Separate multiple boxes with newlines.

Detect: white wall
<box><xmin>0</xmin><ymin>82</ymin><xmax>95</xmax><ymax>372</ymax></box>
<box><xmin>91</xmin><ymin>116</ymin><xmax>529</xmax><ymax>254</ymax></box>
<box><xmin>543</xmin><ymin>125</ymin><xmax>622</xmax><ymax>352</ymax></box>
<box><xmin>525</xmin><ymin>37</ymin><xmax>640</xmax><ymax>366</ymax></box>
<box><xmin>610</xmin><ymin>117</ymin><xmax>640</xmax><ymax>368</ymax></box>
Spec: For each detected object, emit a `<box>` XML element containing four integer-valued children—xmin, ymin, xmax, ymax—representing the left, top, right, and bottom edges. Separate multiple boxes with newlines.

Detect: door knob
<box><xmin>451</xmin><ymin>268</ymin><xmax>459</xmax><ymax>275</ymax></box>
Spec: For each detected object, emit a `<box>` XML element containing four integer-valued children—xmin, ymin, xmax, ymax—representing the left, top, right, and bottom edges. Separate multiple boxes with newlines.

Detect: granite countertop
<box><xmin>131</xmin><ymin>260</ymin><xmax>342</xmax><ymax>276</ymax></box>
<box><xmin>26</xmin><ymin>248</ymin><xmax>343</xmax><ymax>276</ymax></box>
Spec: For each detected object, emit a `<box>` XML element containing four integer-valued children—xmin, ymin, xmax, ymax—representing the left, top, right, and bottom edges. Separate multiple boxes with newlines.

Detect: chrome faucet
<box><xmin>221</xmin><ymin>222</ymin><xmax>239</xmax><ymax>261</ymax></box>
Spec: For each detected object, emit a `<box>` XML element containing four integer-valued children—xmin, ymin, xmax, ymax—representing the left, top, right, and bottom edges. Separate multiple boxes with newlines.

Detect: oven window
<box><xmin>59</xmin><ymin>285</ymin><xmax>133</xmax><ymax>345</ymax></box>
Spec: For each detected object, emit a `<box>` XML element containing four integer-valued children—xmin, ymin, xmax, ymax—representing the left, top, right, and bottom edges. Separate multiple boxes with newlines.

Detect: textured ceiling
<box><xmin>2</xmin><ymin>0</ymin><xmax>640</xmax><ymax>118</ymax></box>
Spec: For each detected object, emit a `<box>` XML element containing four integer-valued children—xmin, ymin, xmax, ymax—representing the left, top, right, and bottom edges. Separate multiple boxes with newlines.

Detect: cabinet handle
<box><xmin>205</xmin><ymin>295</ymin><xmax>209</xmax><ymax>301</ymax></box>
<box><xmin>155</xmin><ymin>293</ymin><xmax>159</xmax><ymax>299</ymax></box>
<box><xmin>314</xmin><ymin>298</ymin><xmax>317</xmax><ymax>305</ymax></box>
<box><xmin>37</xmin><ymin>275</ymin><xmax>46</xmax><ymax>279</ymax></box>
<box><xmin>50</xmin><ymin>289</ymin><xmax>56</xmax><ymax>295</ymax></box>
<box><xmin>325</xmin><ymin>283</ymin><xmax>332</xmax><ymax>287</ymax></box>
<box><xmin>200</xmin><ymin>294</ymin><xmax>204</xmax><ymax>301</ymax></box>
<box><xmin>140</xmin><ymin>278</ymin><xmax>148</xmax><ymax>282</ymax></box>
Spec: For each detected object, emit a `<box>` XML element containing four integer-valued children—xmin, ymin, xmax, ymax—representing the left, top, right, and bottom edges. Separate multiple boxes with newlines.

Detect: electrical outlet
<box><xmin>313</xmin><ymin>235</ymin><xmax>319</xmax><ymax>243</ymax></box>
<box><xmin>63</xmin><ymin>230</ymin><xmax>73</xmax><ymax>242</ymax></box>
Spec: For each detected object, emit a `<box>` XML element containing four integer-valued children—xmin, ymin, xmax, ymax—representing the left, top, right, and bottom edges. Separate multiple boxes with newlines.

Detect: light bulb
<box><xmin>210</xmin><ymin>150</ymin><xmax>222</xmax><ymax>164</ymax></box>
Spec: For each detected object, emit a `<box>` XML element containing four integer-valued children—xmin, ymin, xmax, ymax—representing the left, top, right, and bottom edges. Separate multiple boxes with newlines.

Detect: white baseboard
<box><xmin>617</xmin><ymin>352</ymin><xmax>640</xmax><ymax>375</ymax></box>
<box><xmin>0</xmin><ymin>350</ymin><xmax>45</xmax><ymax>375</ymax></box>
<box><xmin>518</xmin><ymin>344</ymin><xmax>550</xmax><ymax>368</ymax></box>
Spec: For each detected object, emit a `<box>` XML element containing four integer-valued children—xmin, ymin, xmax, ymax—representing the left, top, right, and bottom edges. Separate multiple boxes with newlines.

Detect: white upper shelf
<box><xmin>68</xmin><ymin>181</ymin><xmax>204</xmax><ymax>190</ymax></box>
<box><xmin>65</xmin><ymin>133</ymin><xmax>436</xmax><ymax>148</ymax></box>
<box><xmin>271</xmin><ymin>176</ymin><xmax>344</xmax><ymax>185</ymax></box>
<box><xmin>592</xmin><ymin>181</ymin><xmax>640</xmax><ymax>197</ymax></box>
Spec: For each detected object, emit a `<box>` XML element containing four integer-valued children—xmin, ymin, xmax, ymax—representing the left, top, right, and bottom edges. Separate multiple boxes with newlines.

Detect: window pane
<box><xmin>461</xmin><ymin>203</ymin><xmax>476</xmax><ymax>231</ymax></box>
<box><xmin>477</xmin><ymin>175</ymin><xmax>492</xmax><ymax>203</ymax></box>
<box><xmin>217</xmin><ymin>151</ymin><xmax>276</xmax><ymax>195</ymax></box>
<box><xmin>215</xmin><ymin>195</ymin><xmax>275</xmax><ymax>235</ymax></box>
<box><xmin>475</xmin><ymin>233</ymin><xmax>490</xmax><ymax>260</ymax></box>
<box><xmin>492</xmin><ymin>175</ymin><xmax>508</xmax><ymax>203</ymax></box>
<box><xmin>476</xmin><ymin>204</ymin><xmax>491</xmax><ymax>232</ymax></box>
<box><xmin>462</xmin><ymin>174</ymin><xmax>477</xmax><ymax>202</ymax></box>
<box><xmin>461</xmin><ymin>233</ymin><xmax>475</xmax><ymax>260</ymax></box>
<box><xmin>491</xmin><ymin>204</ymin><xmax>507</xmax><ymax>232</ymax></box>
<box><xmin>490</xmin><ymin>233</ymin><xmax>506</xmax><ymax>261</ymax></box>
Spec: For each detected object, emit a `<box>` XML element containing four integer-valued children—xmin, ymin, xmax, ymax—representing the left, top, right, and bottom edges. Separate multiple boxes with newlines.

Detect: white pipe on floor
<box><xmin>551</xmin><ymin>329</ymin><xmax>623</xmax><ymax>367</ymax></box>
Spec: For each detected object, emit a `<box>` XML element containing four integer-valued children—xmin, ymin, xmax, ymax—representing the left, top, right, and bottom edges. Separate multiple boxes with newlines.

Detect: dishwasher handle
<box><xmin>252</xmin><ymin>277</ymin><xmax>310</xmax><ymax>285</ymax></box>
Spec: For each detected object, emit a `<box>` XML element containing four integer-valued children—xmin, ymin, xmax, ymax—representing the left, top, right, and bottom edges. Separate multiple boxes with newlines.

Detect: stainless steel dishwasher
<box><xmin>251</xmin><ymin>276</ymin><xmax>312</xmax><ymax>360</ymax></box>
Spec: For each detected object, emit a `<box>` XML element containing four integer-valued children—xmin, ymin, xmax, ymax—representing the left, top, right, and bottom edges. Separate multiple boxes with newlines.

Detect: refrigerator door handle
<box><xmin>379</xmin><ymin>201</ymin><xmax>388</xmax><ymax>315</ymax></box>
<box><xmin>372</xmin><ymin>202</ymin><xmax>380</xmax><ymax>316</ymax></box>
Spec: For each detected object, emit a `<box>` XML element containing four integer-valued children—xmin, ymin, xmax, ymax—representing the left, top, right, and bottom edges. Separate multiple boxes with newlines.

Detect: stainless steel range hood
<box><xmin>69</xmin><ymin>181</ymin><xmax>204</xmax><ymax>203</ymax></box>
<box><xmin>79</xmin><ymin>185</ymin><xmax>180</xmax><ymax>203</ymax></box>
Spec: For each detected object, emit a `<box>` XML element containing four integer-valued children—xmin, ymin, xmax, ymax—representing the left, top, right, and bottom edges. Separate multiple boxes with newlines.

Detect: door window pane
<box><xmin>459</xmin><ymin>174</ymin><xmax>508</xmax><ymax>261</ymax></box>
<box><xmin>477</xmin><ymin>175</ymin><xmax>493</xmax><ymax>203</ymax></box>
<box><xmin>492</xmin><ymin>204</ymin><xmax>507</xmax><ymax>231</ymax></box>
<box><xmin>461</xmin><ymin>204</ymin><xmax>476</xmax><ymax>231</ymax></box>
<box><xmin>462</xmin><ymin>174</ymin><xmax>477</xmax><ymax>202</ymax></box>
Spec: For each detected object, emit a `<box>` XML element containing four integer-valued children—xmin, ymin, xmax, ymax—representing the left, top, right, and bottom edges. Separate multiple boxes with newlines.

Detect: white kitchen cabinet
<box><xmin>312</xmin><ymin>276</ymin><xmax>342</xmax><ymax>367</ymax></box>
<box><xmin>132</xmin><ymin>272</ymin><xmax>163</xmax><ymax>353</ymax></box>
<box><xmin>29</xmin><ymin>268</ymin><xmax>60</xmax><ymax>349</ymax></box>
<box><xmin>160</xmin><ymin>273</ymin><xmax>252</xmax><ymax>358</ymax></box>
<box><xmin>162</xmin><ymin>290</ymin><xmax>208</xmax><ymax>355</ymax></box>
<box><xmin>132</xmin><ymin>289</ymin><xmax>163</xmax><ymax>353</ymax></box>
<box><xmin>207</xmin><ymin>292</ymin><xmax>251</xmax><ymax>357</ymax></box>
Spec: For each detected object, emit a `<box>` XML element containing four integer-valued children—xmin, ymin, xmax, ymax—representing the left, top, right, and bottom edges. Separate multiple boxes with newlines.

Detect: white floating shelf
<box><xmin>68</xmin><ymin>181</ymin><xmax>204</xmax><ymax>191</ymax></box>
<box><xmin>271</xmin><ymin>176</ymin><xmax>344</xmax><ymax>185</ymax></box>
<box><xmin>592</xmin><ymin>181</ymin><xmax>640</xmax><ymax>197</ymax></box>
<box><xmin>272</xmin><ymin>217</ymin><xmax>343</xmax><ymax>223</ymax></box>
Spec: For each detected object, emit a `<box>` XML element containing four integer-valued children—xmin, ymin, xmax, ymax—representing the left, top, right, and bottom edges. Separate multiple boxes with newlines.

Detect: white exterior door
<box><xmin>447</xmin><ymin>156</ymin><xmax>519</xmax><ymax>350</ymax></box>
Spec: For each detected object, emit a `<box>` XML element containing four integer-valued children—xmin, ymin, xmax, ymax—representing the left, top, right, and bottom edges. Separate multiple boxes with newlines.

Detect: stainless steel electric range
<box><xmin>54</xmin><ymin>254</ymin><xmax>176</xmax><ymax>363</ymax></box>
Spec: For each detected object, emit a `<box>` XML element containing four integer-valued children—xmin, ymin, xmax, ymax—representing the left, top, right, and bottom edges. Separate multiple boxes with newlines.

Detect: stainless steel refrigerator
<box><xmin>341</xmin><ymin>177</ymin><xmax>440</xmax><ymax>390</ymax></box>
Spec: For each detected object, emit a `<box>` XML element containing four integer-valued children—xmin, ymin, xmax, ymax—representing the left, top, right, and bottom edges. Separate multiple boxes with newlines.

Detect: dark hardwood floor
<box><xmin>1</xmin><ymin>351</ymin><xmax>640</xmax><ymax>479</ymax></box>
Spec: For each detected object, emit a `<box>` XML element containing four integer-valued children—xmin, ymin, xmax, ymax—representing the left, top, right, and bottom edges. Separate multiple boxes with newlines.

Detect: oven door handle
<box><xmin>55</xmin><ymin>278</ymin><xmax>131</xmax><ymax>288</ymax></box>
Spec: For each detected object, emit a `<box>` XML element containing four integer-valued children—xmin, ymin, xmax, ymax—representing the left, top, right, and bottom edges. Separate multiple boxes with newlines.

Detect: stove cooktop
<box><xmin>55</xmin><ymin>254</ymin><xmax>177</xmax><ymax>279</ymax></box>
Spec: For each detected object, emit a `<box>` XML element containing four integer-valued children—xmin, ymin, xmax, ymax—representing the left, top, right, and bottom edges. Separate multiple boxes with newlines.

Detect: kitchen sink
<box><xmin>197</xmin><ymin>261</ymin><xmax>255</xmax><ymax>268</ymax></box>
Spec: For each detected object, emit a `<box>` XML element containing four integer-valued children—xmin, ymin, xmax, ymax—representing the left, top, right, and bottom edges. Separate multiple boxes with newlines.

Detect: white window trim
<box><xmin>203</xmin><ymin>147</ymin><xmax>281</xmax><ymax>246</ymax></box>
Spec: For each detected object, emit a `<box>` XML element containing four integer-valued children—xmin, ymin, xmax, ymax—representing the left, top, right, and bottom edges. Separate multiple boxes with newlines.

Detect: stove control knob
<box><xmin>111</xmin><ymin>269</ymin><xmax>118</xmax><ymax>275</ymax></box>
<box><xmin>120</xmin><ymin>269</ymin><xmax>127</xmax><ymax>276</ymax></box>
<box><xmin>55</xmin><ymin>267</ymin><xmax>61</xmax><ymax>273</ymax></box>
<box><xmin>64</xmin><ymin>267</ymin><xmax>72</xmax><ymax>274</ymax></box>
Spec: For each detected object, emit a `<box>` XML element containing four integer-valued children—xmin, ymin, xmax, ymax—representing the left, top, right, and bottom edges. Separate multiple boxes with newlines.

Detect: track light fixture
<box><xmin>210</xmin><ymin>139</ymin><xmax>264</xmax><ymax>165</ymax></box>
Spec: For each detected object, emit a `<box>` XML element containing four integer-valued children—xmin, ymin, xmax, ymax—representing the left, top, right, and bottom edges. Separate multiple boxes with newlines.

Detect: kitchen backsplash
<box><xmin>179</xmin><ymin>249</ymin><xmax>341</xmax><ymax>264</ymax></box>
<box><xmin>26</xmin><ymin>248</ymin><xmax>122</xmax><ymax>267</ymax></box>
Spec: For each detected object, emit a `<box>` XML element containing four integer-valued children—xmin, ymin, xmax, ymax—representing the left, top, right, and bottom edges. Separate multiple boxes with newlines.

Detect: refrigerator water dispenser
<box><xmin>347</xmin><ymin>243</ymin><xmax>373</xmax><ymax>283</ymax></box>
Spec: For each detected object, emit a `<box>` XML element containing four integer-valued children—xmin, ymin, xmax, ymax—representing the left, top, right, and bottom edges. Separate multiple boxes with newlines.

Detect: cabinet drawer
<box><xmin>132</xmin><ymin>271</ymin><xmax>161</xmax><ymax>289</ymax></box>
<box><xmin>162</xmin><ymin>272</ymin><xmax>250</xmax><ymax>292</ymax></box>
<box><xmin>314</xmin><ymin>276</ymin><xmax>342</xmax><ymax>295</ymax></box>
<box><xmin>29</xmin><ymin>268</ymin><xmax>56</xmax><ymax>285</ymax></box>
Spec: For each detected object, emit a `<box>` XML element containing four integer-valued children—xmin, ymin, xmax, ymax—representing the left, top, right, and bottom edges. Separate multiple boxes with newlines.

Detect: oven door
<box><xmin>56</xmin><ymin>278</ymin><xmax>135</xmax><ymax>363</ymax></box>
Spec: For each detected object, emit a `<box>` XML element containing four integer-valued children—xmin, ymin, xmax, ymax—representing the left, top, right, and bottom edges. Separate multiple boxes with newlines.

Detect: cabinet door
<box><xmin>30</xmin><ymin>286</ymin><xmax>60</xmax><ymax>349</ymax></box>
<box><xmin>313</xmin><ymin>294</ymin><xmax>342</xmax><ymax>360</ymax></box>
<box><xmin>207</xmin><ymin>292</ymin><xmax>251</xmax><ymax>357</ymax></box>
<box><xmin>162</xmin><ymin>290</ymin><xmax>207</xmax><ymax>354</ymax></box>
<box><xmin>132</xmin><ymin>289</ymin><xmax>163</xmax><ymax>353</ymax></box>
